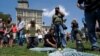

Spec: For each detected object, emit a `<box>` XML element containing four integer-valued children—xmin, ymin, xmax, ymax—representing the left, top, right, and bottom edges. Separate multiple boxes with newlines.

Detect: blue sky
<box><xmin>0</xmin><ymin>0</ymin><xmax>84</xmax><ymax>32</ymax></box>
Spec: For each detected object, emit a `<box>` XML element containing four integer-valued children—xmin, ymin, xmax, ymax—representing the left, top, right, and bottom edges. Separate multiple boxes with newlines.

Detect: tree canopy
<box><xmin>0</xmin><ymin>12</ymin><xmax>12</xmax><ymax>24</ymax></box>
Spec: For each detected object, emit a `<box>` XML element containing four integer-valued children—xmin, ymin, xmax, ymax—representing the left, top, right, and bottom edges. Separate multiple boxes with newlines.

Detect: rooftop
<box><xmin>16</xmin><ymin>8</ymin><xmax>43</xmax><ymax>12</ymax></box>
<box><xmin>18</xmin><ymin>0</ymin><xmax>28</xmax><ymax>3</ymax></box>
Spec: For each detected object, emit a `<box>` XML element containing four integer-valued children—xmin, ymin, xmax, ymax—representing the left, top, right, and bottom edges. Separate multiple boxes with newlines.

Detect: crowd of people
<box><xmin>0</xmin><ymin>17</ymin><xmax>17</xmax><ymax>47</ymax></box>
<box><xmin>0</xmin><ymin>0</ymin><xmax>100</xmax><ymax>52</ymax></box>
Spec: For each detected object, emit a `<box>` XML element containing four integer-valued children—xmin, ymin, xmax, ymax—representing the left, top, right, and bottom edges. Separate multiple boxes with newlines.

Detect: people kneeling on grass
<box><xmin>44</xmin><ymin>28</ymin><xmax>57</xmax><ymax>48</ymax></box>
<box><xmin>26</xmin><ymin>20</ymin><xmax>38</xmax><ymax>49</ymax></box>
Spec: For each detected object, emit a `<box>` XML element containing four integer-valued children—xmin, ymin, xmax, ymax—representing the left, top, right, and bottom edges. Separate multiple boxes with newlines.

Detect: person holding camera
<box><xmin>52</xmin><ymin>7</ymin><xmax>67</xmax><ymax>48</ymax></box>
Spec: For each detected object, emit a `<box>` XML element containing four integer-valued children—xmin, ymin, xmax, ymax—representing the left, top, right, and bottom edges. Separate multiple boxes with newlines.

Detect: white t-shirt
<box><xmin>18</xmin><ymin>21</ymin><xmax>25</xmax><ymax>30</ymax></box>
<box><xmin>38</xmin><ymin>35</ymin><xmax>43</xmax><ymax>39</ymax></box>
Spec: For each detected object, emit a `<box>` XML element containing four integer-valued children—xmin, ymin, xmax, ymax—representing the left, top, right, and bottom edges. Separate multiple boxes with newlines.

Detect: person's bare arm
<box><xmin>59</xmin><ymin>11</ymin><xmax>65</xmax><ymax>17</ymax></box>
<box><xmin>53</xmin><ymin>37</ymin><xmax>56</xmax><ymax>43</ymax></box>
<box><xmin>46</xmin><ymin>39</ymin><xmax>57</xmax><ymax>48</ymax></box>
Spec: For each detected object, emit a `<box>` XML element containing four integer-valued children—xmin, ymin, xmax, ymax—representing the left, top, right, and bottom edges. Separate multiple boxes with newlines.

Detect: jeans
<box><xmin>27</xmin><ymin>37</ymin><xmax>38</xmax><ymax>48</ymax></box>
<box><xmin>54</xmin><ymin>24</ymin><xmax>66</xmax><ymax>48</ymax></box>
<box><xmin>18</xmin><ymin>29</ymin><xmax>24</xmax><ymax>46</ymax></box>
<box><xmin>85</xmin><ymin>8</ymin><xmax>100</xmax><ymax>47</ymax></box>
<box><xmin>71</xmin><ymin>29</ymin><xmax>76</xmax><ymax>42</ymax></box>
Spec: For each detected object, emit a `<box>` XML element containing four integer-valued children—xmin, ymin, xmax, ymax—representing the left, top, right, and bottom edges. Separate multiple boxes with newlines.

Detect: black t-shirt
<box><xmin>44</xmin><ymin>33</ymin><xmax>56</xmax><ymax>47</ymax></box>
<box><xmin>78</xmin><ymin>0</ymin><xmax>99</xmax><ymax>12</ymax></box>
<box><xmin>96</xmin><ymin>27</ymin><xmax>100</xmax><ymax>32</ymax></box>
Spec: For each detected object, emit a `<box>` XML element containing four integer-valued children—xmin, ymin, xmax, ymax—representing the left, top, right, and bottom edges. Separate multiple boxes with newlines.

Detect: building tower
<box><xmin>16</xmin><ymin>0</ymin><xmax>43</xmax><ymax>30</ymax></box>
<box><xmin>17</xmin><ymin>0</ymin><xmax>29</xmax><ymax>8</ymax></box>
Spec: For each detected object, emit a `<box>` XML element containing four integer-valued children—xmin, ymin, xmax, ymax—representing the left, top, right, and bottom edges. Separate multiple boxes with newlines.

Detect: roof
<box><xmin>18</xmin><ymin>0</ymin><xmax>28</xmax><ymax>3</ymax></box>
<box><xmin>42</xmin><ymin>25</ymin><xmax>51</xmax><ymax>28</ymax></box>
<box><xmin>16</xmin><ymin>8</ymin><xmax>43</xmax><ymax>12</ymax></box>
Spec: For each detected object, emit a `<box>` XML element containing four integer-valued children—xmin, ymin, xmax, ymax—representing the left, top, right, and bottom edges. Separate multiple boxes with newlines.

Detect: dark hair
<box><xmin>55</xmin><ymin>7</ymin><xmax>60</xmax><ymax>15</ymax></box>
<box><xmin>49</xmin><ymin>28</ymin><xmax>54</xmax><ymax>32</ymax></box>
<box><xmin>7</xmin><ymin>17</ymin><xmax>12</xmax><ymax>24</ymax></box>
<box><xmin>17</xmin><ymin>16</ymin><xmax>22</xmax><ymax>21</ymax></box>
<box><xmin>13</xmin><ymin>24</ymin><xmax>16</xmax><ymax>26</ymax></box>
<box><xmin>55</xmin><ymin>7</ymin><xmax>59</xmax><ymax>10</ymax></box>
<box><xmin>30</xmin><ymin>20</ymin><xmax>35</xmax><ymax>27</ymax></box>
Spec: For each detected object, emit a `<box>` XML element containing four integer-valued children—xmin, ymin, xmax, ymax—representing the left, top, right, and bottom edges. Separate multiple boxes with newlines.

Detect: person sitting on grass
<box><xmin>44</xmin><ymin>28</ymin><xmax>57</xmax><ymax>48</ymax></box>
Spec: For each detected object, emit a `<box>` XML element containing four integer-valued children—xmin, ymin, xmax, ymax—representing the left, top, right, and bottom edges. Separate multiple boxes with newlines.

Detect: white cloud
<box><xmin>42</xmin><ymin>8</ymin><xmax>55</xmax><ymax>17</ymax></box>
<box><xmin>43</xmin><ymin>5</ymin><xmax>69</xmax><ymax>17</ymax></box>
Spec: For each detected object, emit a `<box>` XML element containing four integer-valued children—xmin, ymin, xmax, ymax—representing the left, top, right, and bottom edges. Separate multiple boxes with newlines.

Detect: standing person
<box><xmin>11</xmin><ymin>24</ymin><xmax>17</xmax><ymax>43</ymax></box>
<box><xmin>17</xmin><ymin>17</ymin><xmax>25</xmax><ymax>46</ymax></box>
<box><xmin>6</xmin><ymin>17</ymin><xmax>13</xmax><ymax>47</ymax></box>
<box><xmin>71</xmin><ymin>19</ymin><xmax>84</xmax><ymax>51</ymax></box>
<box><xmin>97</xmin><ymin>3</ymin><xmax>100</xmax><ymax>39</ymax></box>
<box><xmin>44</xmin><ymin>28</ymin><xmax>57</xmax><ymax>48</ymax></box>
<box><xmin>52</xmin><ymin>7</ymin><xmax>67</xmax><ymax>48</ymax></box>
<box><xmin>77</xmin><ymin>0</ymin><xmax>100</xmax><ymax>51</ymax></box>
<box><xmin>82</xmin><ymin>18</ymin><xmax>89</xmax><ymax>41</ymax></box>
<box><xmin>0</xmin><ymin>18</ymin><xmax>4</xmax><ymax>48</ymax></box>
<box><xmin>3</xmin><ymin>27</ymin><xmax>8</xmax><ymax>47</ymax></box>
<box><xmin>71</xmin><ymin>19</ymin><xmax>79</xmax><ymax>40</ymax></box>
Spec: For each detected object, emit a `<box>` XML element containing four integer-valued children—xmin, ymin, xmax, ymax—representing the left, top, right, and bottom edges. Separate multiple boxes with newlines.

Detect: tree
<box><xmin>0</xmin><ymin>12</ymin><xmax>12</xmax><ymax>24</ymax></box>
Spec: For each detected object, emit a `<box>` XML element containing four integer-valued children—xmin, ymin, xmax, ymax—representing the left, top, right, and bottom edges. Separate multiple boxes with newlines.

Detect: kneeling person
<box><xmin>27</xmin><ymin>20</ymin><xmax>38</xmax><ymax>49</ymax></box>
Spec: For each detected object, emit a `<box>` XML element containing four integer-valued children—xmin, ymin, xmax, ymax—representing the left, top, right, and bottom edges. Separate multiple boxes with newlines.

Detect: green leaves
<box><xmin>0</xmin><ymin>12</ymin><xmax>11</xmax><ymax>24</ymax></box>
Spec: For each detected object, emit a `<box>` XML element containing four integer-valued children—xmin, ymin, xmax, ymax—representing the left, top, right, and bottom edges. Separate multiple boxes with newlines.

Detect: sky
<box><xmin>0</xmin><ymin>0</ymin><xmax>84</xmax><ymax>32</ymax></box>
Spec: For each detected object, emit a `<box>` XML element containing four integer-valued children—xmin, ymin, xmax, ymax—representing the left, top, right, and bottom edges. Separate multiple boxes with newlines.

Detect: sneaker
<box><xmin>58</xmin><ymin>48</ymin><xmax>62</xmax><ymax>51</ymax></box>
<box><xmin>91</xmin><ymin>46</ymin><xmax>100</xmax><ymax>51</ymax></box>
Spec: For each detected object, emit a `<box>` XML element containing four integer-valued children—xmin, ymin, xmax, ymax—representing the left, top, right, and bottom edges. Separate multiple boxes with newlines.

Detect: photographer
<box><xmin>52</xmin><ymin>7</ymin><xmax>67</xmax><ymax>48</ymax></box>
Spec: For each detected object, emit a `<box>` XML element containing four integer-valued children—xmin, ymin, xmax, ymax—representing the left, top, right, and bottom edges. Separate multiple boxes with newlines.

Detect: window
<box><xmin>17</xmin><ymin>10</ymin><xmax>23</xmax><ymax>16</ymax></box>
<box><xmin>36</xmin><ymin>12</ymin><xmax>42</xmax><ymax>18</ymax></box>
<box><xmin>36</xmin><ymin>18</ymin><xmax>42</xmax><ymax>23</ymax></box>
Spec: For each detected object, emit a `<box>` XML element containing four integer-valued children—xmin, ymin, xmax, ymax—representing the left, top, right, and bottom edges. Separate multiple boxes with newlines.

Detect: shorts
<box><xmin>6</xmin><ymin>33</ymin><xmax>13</xmax><ymax>39</ymax></box>
<box><xmin>3</xmin><ymin>36</ymin><xmax>9</xmax><ymax>44</ymax></box>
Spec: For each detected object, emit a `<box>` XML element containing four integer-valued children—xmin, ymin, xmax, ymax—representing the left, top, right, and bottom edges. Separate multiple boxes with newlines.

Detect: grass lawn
<box><xmin>0</xmin><ymin>44</ymin><xmax>47</xmax><ymax>56</ymax></box>
<box><xmin>0</xmin><ymin>39</ymin><xmax>100</xmax><ymax>56</ymax></box>
<box><xmin>67</xmin><ymin>40</ymin><xmax>100</xmax><ymax>55</ymax></box>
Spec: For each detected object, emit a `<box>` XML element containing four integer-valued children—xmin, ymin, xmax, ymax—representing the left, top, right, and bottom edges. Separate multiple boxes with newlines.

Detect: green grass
<box><xmin>0</xmin><ymin>45</ymin><xmax>47</xmax><ymax>56</ymax></box>
<box><xmin>0</xmin><ymin>39</ymin><xmax>100</xmax><ymax>56</ymax></box>
<box><xmin>67</xmin><ymin>40</ymin><xmax>100</xmax><ymax>55</ymax></box>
